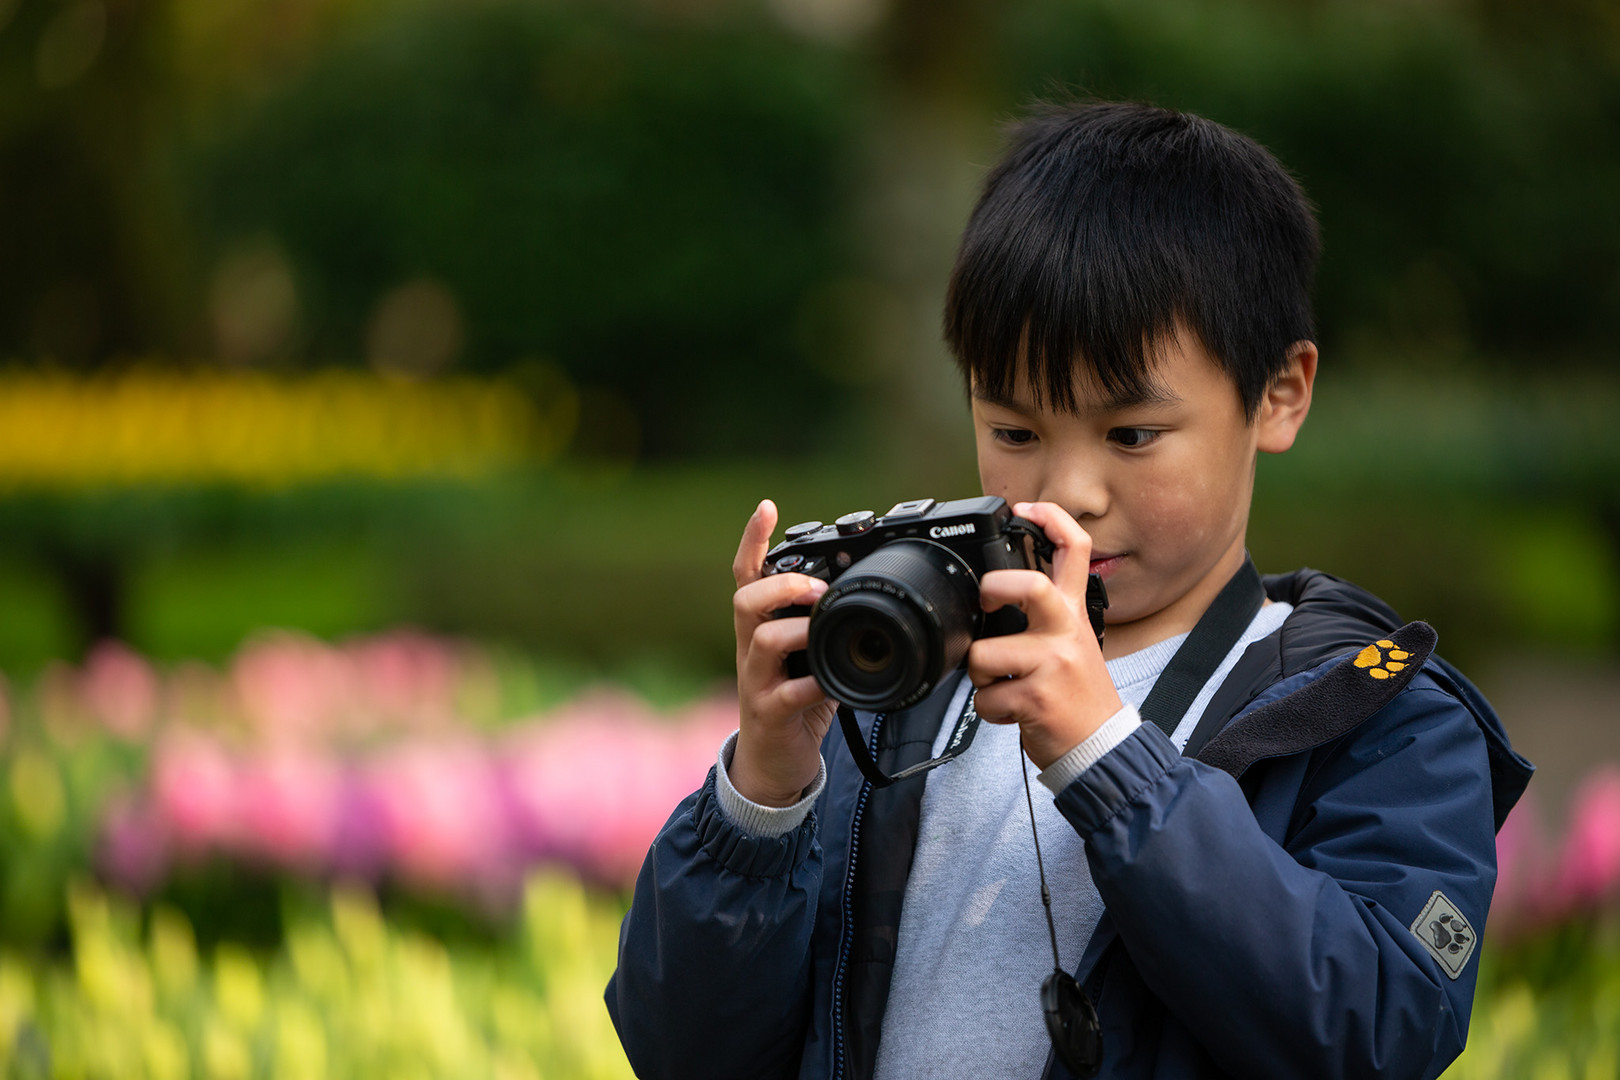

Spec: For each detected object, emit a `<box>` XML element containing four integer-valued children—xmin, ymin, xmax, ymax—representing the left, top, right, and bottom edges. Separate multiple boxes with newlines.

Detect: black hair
<box><xmin>944</xmin><ymin>100</ymin><xmax>1320</xmax><ymax>419</ymax></box>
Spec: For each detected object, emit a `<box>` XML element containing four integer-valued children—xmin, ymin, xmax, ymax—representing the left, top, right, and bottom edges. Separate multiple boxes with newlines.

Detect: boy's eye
<box><xmin>991</xmin><ymin>427</ymin><xmax>1036</xmax><ymax>446</ymax></box>
<box><xmin>1109</xmin><ymin>427</ymin><xmax>1161</xmax><ymax>449</ymax></box>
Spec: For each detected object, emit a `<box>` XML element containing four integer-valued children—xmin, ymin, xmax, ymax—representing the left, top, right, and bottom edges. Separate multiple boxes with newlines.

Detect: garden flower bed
<box><xmin>1</xmin><ymin>634</ymin><xmax>1618</xmax><ymax>1077</ymax></box>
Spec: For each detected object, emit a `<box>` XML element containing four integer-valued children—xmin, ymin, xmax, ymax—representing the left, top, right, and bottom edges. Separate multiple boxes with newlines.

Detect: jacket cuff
<box><xmin>1037</xmin><ymin>703</ymin><xmax>1143</xmax><ymax>793</ymax></box>
<box><xmin>690</xmin><ymin>765</ymin><xmax>819</xmax><ymax>880</ymax></box>
<box><xmin>713</xmin><ymin>730</ymin><xmax>827</xmax><ymax>838</ymax></box>
<box><xmin>1051</xmin><ymin>720</ymin><xmax>1181</xmax><ymax>837</ymax></box>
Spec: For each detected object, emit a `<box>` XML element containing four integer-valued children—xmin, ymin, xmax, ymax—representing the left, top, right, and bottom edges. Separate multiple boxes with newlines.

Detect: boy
<box><xmin>606</xmin><ymin>101</ymin><xmax>1532</xmax><ymax>1079</ymax></box>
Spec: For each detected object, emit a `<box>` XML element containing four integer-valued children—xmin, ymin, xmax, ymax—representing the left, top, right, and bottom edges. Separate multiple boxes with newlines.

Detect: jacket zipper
<box><xmin>831</xmin><ymin>710</ymin><xmax>884</xmax><ymax>1080</ymax></box>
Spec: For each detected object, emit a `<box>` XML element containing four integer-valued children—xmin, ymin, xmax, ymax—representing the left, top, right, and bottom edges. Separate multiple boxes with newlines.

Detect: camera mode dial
<box><xmin>835</xmin><ymin>510</ymin><xmax>876</xmax><ymax>536</ymax></box>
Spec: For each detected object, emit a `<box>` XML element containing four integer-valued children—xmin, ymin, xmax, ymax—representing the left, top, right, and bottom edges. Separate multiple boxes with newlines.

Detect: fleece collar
<box><xmin>1187</xmin><ymin>567</ymin><xmax>1532</xmax><ymax>832</ymax></box>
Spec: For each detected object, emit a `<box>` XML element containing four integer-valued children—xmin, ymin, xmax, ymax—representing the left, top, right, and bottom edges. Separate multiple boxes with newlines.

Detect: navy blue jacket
<box><xmin>607</xmin><ymin>570</ymin><xmax>1534</xmax><ymax>1079</ymax></box>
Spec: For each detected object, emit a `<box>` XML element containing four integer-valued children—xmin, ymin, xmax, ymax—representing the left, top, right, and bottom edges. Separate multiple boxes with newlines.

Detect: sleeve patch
<box><xmin>1410</xmin><ymin>890</ymin><xmax>1477</xmax><ymax>980</ymax></box>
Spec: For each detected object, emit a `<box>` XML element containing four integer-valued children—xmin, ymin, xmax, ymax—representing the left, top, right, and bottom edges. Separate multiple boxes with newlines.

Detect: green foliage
<box><xmin>3</xmin><ymin>375</ymin><xmax>1617</xmax><ymax>674</ymax></box>
<box><xmin>184</xmin><ymin>0</ymin><xmax>860</xmax><ymax>456</ymax></box>
<box><xmin>1446</xmin><ymin>918</ymin><xmax>1620</xmax><ymax>1079</ymax></box>
<box><xmin>997</xmin><ymin>0</ymin><xmax>1620</xmax><ymax>368</ymax></box>
<box><xmin>0</xmin><ymin>725</ymin><xmax>138</xmax><ymax>950</ymax></box>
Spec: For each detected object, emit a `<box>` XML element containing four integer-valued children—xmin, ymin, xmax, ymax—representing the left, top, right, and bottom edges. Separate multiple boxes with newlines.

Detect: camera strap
<box><xmin>1134</xmin><ymin>557</ymin><xmax>1270</xmax><ymax>735</ymax></box>
<box><xmin>1137</xmin><ymin>556</ymin><xmax>1265</xmax><ymax>738</ymax></box>
<box><xmin>837</xmin><ymin>694</ymin><xmax>981</xmax><ymax>789</ymax></box>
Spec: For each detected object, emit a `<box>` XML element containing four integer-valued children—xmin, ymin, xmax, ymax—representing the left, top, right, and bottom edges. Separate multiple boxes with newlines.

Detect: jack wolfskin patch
<box><xmin>1354</xmin><ymin>639</ymin><xmax>1412</xmax><ymax>679</ymax></box>
<box><xmin>1411</xmin><ymin>890</ymin><xmax>1477</xmax><ymax>979</ymax></box>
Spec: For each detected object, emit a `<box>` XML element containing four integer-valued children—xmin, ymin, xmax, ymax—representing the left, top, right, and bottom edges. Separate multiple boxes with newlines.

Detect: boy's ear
<box><xmin>1255</xmin><ymin>341</ymin><xmax>1317</xmax><ymax>454</ymax></box>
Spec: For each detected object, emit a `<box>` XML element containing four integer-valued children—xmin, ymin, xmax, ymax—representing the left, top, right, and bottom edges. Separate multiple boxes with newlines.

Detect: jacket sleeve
<box><xmin>1054</xmin><ymin>682</ymin><xmax>1497</xmax><ymax>1080</ymax></box>
<box><xmin>605</xmin><ymin>767</ymin><xmax>823</xmax><ymax>1080</ymax></box>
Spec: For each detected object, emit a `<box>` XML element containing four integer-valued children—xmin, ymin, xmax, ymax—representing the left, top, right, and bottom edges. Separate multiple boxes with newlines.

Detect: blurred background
<box><xmin>0</xmin><ymin>0</ymin><xmax>1617</xmax><ymax>1075</ymax></box>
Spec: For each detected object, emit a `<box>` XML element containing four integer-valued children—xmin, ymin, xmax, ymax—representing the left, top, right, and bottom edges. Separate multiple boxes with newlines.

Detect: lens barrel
<box><xmin>806</xmin><ymin>540</ymin><xmax>979</xmax><ymax>711</ymax></box>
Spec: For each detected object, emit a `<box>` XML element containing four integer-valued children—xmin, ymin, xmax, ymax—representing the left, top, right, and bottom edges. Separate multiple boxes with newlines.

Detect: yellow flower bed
<box><xmin>0</xmin><ymin>875</ymin><xmax>634</xmax><ymax>1080</ymax></box>
<box><xmin>0</xmin><ymin>367</ymin><xmax>575</xmax><ymax>490</ymax></box>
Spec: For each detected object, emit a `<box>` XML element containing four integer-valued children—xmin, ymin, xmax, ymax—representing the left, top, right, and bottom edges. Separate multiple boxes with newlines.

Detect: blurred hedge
<box><xmin>6</xmin><ymin>0</ymin><xmax>1620</xmax><ymax>457</ymax></box>
<box><xmin>180</xmin><ymin>1</ymin><xmax>861</xmax><ymax>458</ymax></box>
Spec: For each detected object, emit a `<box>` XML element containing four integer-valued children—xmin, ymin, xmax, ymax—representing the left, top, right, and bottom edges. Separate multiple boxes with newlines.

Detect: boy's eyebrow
<box><xmin>970</xmin><ymin>383</ymin><xmax>1182</xmax><ymax>413</ymax></box>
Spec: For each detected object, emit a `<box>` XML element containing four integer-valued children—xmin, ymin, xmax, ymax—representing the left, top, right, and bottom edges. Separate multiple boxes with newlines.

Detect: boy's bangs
<box><xmin>943</xmin><ymin>120</ymin><xmax>1188</xmax><ymax>414</ymax></box>
<box><xmin>948</xmin><ymin>235</ymin><xmax>1178</xmax><ymax>414</ymax></box>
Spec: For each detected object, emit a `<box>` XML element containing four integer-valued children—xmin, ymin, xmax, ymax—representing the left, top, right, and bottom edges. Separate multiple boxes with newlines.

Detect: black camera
<box><xmin>763</xmin><ymin>496</ymin><xmax>1106</xmax><ymax>713</ymax></box>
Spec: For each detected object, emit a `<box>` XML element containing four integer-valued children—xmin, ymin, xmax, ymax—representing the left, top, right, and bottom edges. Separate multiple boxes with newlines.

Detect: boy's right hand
<box><xmin>730</xmin><ymin>499</ymin><xmax>834</xmax><ymax>808</ymax></box>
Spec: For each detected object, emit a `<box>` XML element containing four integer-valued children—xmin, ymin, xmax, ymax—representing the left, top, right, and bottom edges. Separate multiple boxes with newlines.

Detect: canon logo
<box><xmin>929</xmin><ymin>523</ymin><xmax>976</xmax><ymax>539</ymax></box>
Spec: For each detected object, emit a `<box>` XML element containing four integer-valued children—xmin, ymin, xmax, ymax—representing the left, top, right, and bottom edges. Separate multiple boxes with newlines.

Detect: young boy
<box><xmin>606</xmin><ymin>101</ymin><xmax>1532</xmax><ymax>1079</ymax></box>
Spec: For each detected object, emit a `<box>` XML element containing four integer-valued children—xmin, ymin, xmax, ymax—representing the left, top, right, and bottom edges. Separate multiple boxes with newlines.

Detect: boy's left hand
<box><xmin>968</xmin><ymin>500</ymin><xmax>1124</xmax><ymax>769</ymax></box>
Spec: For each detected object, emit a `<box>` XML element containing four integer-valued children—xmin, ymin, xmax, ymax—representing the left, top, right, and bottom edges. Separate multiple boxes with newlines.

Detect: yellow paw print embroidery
<box><xmin>1354</xmin><ymin>639</ymin><xmax>1411</xmax><ymax>680</ymax></box>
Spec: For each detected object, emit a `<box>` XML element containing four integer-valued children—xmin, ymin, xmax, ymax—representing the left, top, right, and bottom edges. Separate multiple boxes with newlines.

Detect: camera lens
<box><xmin>807</xmin><ymin>539</ymin><xmax>979</xmax><ymax>711</ymax></box>
<box><xmin>849</xmin><ymin>629</ymin><xmax>893</xmax><ymax>673</ymax></box>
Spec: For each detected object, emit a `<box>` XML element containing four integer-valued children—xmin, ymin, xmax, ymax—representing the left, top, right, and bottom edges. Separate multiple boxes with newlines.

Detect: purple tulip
<box><xmin>97</xmin><ymin>791</ymin><xmax>171</xmax><ymax>895</ymax></box>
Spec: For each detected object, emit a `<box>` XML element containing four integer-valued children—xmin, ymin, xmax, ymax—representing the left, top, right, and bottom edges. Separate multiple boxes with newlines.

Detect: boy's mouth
<box><xmin>1088</xmin><ymin>553</ymin><xmax>1125</xmax><ymax>580</ymax></box>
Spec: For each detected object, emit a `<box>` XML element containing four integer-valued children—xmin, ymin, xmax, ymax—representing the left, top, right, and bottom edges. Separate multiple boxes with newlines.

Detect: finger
<box><xmin>978</xmin><ymin>568</ymin><xmax>1074</xmax><ymax>635</ymax></box>
<box><xmin>965</xmin><ymin>635</ymin><xmax>1034</xmax><ymax>689</ymax></box>
<box><xmin>759</xmin><ymin>674</ymin><xmax>828</xmax><ymax>719</ymax></box>
<box><xmin>746</xmin><ymin>612</ymin><xmax>811</xmax><ymax>662</ymax></box>
<box><xmin>740</xmin><ymin>612</ymin><xmax>815</xmax><ymax>692</ymax></box>
<box><xmin>970</xmin><ymin>682</ymin><xmax>1021</xmax><ymax>724</ymax></box>
<box><xmin>734</xmin><ymin>573</ymin><xmax>827</xmax><ymax>631</ymax></box>
<box><xmin>734</xmin><ymin>575</ymin><xmax>824</xmax><ymax>671</ymax></box>
<box><xmin>1011</xmin><ymin>501</ymin><xmax>1094</xmax><ymax>601</ymax></box>
<box><xmin>733</xmin><ymin>499</ymin><xmax>779</xmax><ymax>588</ymax></box>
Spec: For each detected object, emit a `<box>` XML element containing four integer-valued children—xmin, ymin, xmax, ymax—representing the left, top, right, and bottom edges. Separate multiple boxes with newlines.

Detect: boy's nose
<box><xmin>1040</xmin><ymin>472</ymin><xmax>1108</xmax><ymax>523</ymax></box>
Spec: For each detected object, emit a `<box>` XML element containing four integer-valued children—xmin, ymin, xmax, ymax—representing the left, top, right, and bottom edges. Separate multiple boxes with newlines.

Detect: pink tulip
<box><xmin>1489</xmin><ymin>794</ymin><xmax>1543</xmax><ymax>933</ymax></box>
<box><xmin>236</xmin><ymin>750</ymin><xmax>343</xmax><ymax>868</ymax></box>
<box><xmin>1551</xmin><ymin>767</ymin><xmax>1620</xmax><ymax>912</ymax></box>
<box><xmin>671</xmin><ymin>695</ymin><xmax>743</xmax><ymax>764</ymax></box>
<box><xmin>369</xmin><ymin>739</ymin><xmax>510</xmax><ymax>890</ymax></box>
<box><xmin>80</xmin><ymin>641</ymin><xmax>159</xmax><ymax>739</ymax></box>
<box><xmin>502</xmin><ymin>692</ymin><xmax>736</xmax><ymax>886</ymax></box>
<box><xmin>151</xmin><ymin>731</ymin><xmax>240</xmax><ymax>853</ymax></box>
<box><xmin>231</xmin><ymin>633</ymin><xmax>353</xmax><ymax>743</ymax></box>
<box><xmin>348</xmin><ymin>631</ymin><xmax>458</xmax><ymax>725</ymax></box>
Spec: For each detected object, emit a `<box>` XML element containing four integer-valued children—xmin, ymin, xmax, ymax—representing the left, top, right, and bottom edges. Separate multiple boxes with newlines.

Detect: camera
<box><xmin>763</xmin><ymin>496</ymin><xmax>1104</xmax><ymax>712</ymax></box>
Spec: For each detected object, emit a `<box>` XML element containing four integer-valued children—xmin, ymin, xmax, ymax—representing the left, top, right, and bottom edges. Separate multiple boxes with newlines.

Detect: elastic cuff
<box><xmin>1052</xmin><ymin>721</ymin><xmax>1181</xmax><ymax>837</ymax></box>
<box><xmin>1037</xmin><ymin>703</ymin><xmax>1142</xmax><ymax>794</ymax></box>
<box><xmin>714</xmin><ymin>730</ymin><xmax>827</xmax><ymax>839</ymax></box>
